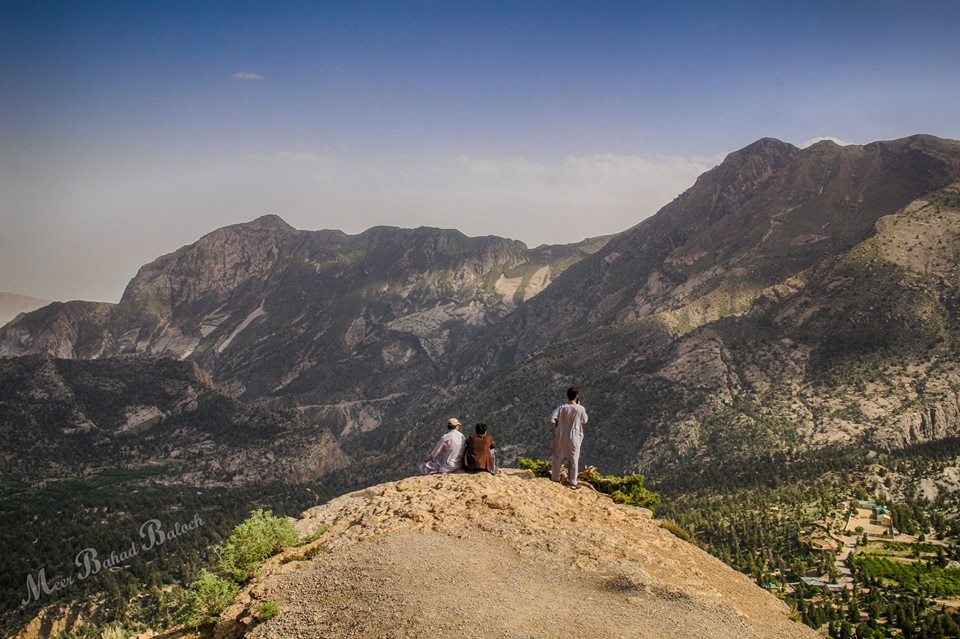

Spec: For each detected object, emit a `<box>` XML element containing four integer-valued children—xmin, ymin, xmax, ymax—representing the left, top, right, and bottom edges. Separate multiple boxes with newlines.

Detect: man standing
<box><xmin>419</xmin><ymin>418</ymin><xmax>467</xmax><ymax>475</ymax></box>
<box><xmin>548</xmin><ymin>387</ymin><xmax>588</xmax><ymax>489</ymax></box>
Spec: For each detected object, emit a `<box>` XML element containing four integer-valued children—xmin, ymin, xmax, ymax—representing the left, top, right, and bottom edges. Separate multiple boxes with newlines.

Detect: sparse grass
<box><xmin>303</xmin><ymin>545</ymin><xmax>327</xmax><ymax>560</ymax></box>
<box><xmin>100</xmin><ymin>625</ymin><xmax>125</xmax><ymax>639</ymax></box>
<box><xmin>518</xmin><ymin>458</ymin><xmax>660</xmax><ymax>510</ymax></box>
<box><xmin>660</xmin><ymin>519</ymin><xmax>695</xmax><ymax>543</ymax></box>
<box><xmin>300</xmin><ymin>524</ymin><xmax>331</xmax><ymax>545</ymax></box>
<box><xmin>255</xmin><ymin>600</ymin><xmax>279</xmax><ymax>621</ymax></box>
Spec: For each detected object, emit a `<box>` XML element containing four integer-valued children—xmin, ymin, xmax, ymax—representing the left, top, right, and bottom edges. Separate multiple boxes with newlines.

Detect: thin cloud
<box><xmin>231</xmin><ymin>71</ymin><xmax>263</xmax><ymax>81</ymax></box>
<box><xmin>241</xmin><ymin>150</ymin><xmax>330</xmax><ymax>163</ymax></box>
<box><xmin>273</xmin><ymin>151</ymin><xmax>325</xmax><ymax>163</ymax></box>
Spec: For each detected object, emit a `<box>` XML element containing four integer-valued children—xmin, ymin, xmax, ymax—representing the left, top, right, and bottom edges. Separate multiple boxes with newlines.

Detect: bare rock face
<box><xmin>209</xmin><ymin>471</ymin><xmax>817</xmax><ymax>639</ymax></box>
<box><xmin>121</xmin><ymin>214</ymin><xmax>300</xmax><ymax>319</ymax></box>
<box><xmin>0</xmin><ymin>301</ymin><xmax>115</xmax><ymax>358</ymax></box>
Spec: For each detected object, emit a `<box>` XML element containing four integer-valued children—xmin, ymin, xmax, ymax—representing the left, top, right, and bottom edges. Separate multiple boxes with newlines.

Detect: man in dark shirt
<box><xmin>462</xmin><ymin>423</ymin><xmax>498</xmax><ymax>475</ymax></box>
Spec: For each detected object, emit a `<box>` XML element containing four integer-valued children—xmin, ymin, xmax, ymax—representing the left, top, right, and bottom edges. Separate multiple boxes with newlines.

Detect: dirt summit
<box><xmin>210</xmin><ymin>470</ymin><xmax>818</xmax><ymax>639</ymax></box>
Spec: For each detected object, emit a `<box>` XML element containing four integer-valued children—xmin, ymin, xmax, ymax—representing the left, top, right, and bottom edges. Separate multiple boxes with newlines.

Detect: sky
<box><xmin>2</xmin><ymin>1</ymin><xmax>959</xmax><ymax>302</ymax></box>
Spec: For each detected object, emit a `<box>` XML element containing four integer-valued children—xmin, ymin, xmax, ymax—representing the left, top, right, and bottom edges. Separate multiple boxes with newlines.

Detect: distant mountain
<box><xmin>0</xmin><ymin>292</ymin><xmax>50</xmax><ymax>328</ymax></box>
<box><xmin>464</xmin><ymin>135</ymin><xmax>960</xmax><ymax>365</ymax></box>
<box><xmin>0</xmin><ymin>218</ymin><xmax>606</xmax><ymax>467</ymax></box>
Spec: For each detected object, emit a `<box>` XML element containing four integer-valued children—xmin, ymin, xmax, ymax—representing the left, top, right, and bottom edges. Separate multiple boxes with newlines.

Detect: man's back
<box><xmin>463</xmin><ymin>432</ymin><xmax>496</xmax><ymax>473</ymax></box>
<box><xmin>550</xmin><ymin>402</ymin><xmax>588</xmax><ymax>442</ymax></box>
<box><xmin>436</xmin><ymin>429</ymin><xmax>467</xmax><ymax>470</ymax></box>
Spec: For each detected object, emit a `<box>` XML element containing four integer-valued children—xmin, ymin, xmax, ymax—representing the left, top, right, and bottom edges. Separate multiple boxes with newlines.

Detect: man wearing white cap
<box><xmin>419</xmin><ymin>418</ymin><xmax>467</xmax><ymax>475</ymax></box>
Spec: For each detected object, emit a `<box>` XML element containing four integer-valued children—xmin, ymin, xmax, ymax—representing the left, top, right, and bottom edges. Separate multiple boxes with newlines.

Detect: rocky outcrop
<box><xmin>209</xmin><ymin>471</ymin><xmax>817</xmax><ymax>639</ymax></box>
<box><xmin>0</xmin><ymin>301</ymin><xmax>115</xmax><ymax>358</ymax></box>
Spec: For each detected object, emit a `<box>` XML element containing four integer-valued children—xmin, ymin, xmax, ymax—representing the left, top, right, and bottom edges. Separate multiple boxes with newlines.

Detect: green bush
<box><xmin>256</xmin><ymin>600</ymin><xmax>280</xmax><ymax>620</ymax></box>
<box><xmin>517</xmin><ymin>457</ymin><xmax>552</xmax><ymax>477</ymax></box>
<box><xmin>517</xmin><ymin>458</ymin><xmax>660</xmax><ymax>510</ymax></box>
<box><xmin>184</xmin><ymin>569</ymin><xmax>240</xmax><ymax>625</ymax></box>
<box><xmin>218</xmin><ymin>509</ymin><xmax>299</xmax><ymax>582</ymax></box>
<box><xmin>580</xmin><ymin>467</ymin><xmax>660</xmax><ymax>510</ymax></box>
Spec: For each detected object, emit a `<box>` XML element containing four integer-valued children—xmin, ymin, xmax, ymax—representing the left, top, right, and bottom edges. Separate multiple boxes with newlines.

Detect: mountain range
<box><xmin>3</xmin><ymin>133</ymin><xmax>960</xmax><ymax>490</ymax></box>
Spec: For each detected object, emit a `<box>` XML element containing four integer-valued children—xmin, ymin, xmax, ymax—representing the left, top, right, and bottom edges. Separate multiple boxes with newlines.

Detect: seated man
<box><xmin>419</xmin><ymin>418</ymin><xmax>467</xmax><ymax>475</ymax></box>
<box><xmin>462</xmin><ymin>423</ymin><xmax>497</xmax><ymax>475</ymax></box>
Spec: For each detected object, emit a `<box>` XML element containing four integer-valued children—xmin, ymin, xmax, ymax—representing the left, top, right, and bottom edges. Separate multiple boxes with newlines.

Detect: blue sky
<box><xmin>2</xmin><ymin>1</ymin><xmax>959</xmax><ymax>301</ymax></box>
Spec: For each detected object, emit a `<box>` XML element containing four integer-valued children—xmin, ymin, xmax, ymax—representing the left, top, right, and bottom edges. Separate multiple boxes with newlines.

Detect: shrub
<box><xmin>256</xmin><ymin>600</ymin><xmax>280</xmax><ymax>620</ymax></box>
<box><xmin>100</xmin><ymin>626</ymin><xmax>125</xmax><ymax>639</ymax></box>
<box><xmin>184</xmin><ymin>569</ymin><xmax>240</xmax><ymax>625</ymax></box>
<box><xmin>218</xmin><ymin>509</ymin><xmax>299</xmax><ymax>582</ymax></box>
<box><xmin>579</xmin><ymin>467</ymin><xmax>660</xmax><ymax>510</ymax></box>
<box><xmin>660</xmin><ymin>519</ymin><xmax>694</xmax><ymax>543</ymax></box>
<box><xmin>518</xmin><ymin>458</ymin><xmax>660</xmax><ymax>510</ymax></box>
<box><xmin>517</xmin><ymin>457</ymin><xmax>552</xmax><ymax>477</ymax></box>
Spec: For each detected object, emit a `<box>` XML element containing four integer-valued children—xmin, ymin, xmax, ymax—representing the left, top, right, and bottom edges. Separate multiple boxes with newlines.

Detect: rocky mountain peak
<box><xmin>207</xmin><ymin>470</ymin><xmax>816</xmax><ymax>639</ymax></box>
<box><xmin>118</xmin><ymin>215</ymin><xmax>301</xmax><ymax>315</ymax></box>
<box><xmin>243</xmin><ymin>213</ymin><xmax>296</xmax><ymax>232</ymax></box>
<box><xmin>724</xmin><ymin>136</ymin><xmax>799</xmax><ymax>161</ymax></box>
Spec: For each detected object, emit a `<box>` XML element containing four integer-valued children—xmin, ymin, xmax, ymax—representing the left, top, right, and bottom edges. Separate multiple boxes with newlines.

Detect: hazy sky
<box><xmin>2</xmin><ymin>1</ymin><xmax>959</xmax><ymax>302</ymax></box>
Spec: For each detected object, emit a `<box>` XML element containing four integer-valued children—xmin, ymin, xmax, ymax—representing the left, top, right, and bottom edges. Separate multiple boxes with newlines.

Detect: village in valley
<box><xmin>762</xmin><ymin>490</ymin><xmax>960</xmax><ymax>636</ymax></box>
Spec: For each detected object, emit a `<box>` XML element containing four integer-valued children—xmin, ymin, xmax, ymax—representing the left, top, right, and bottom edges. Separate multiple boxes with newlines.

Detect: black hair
<box><xmin>567</xmin><ymin>386</ymin><xmax>580</xmax><ymax>401</ymax></box>
<box><xmin>475</xmin><ymin>423</ymin><xmax>487</xmax><ymax>435</ymax></box>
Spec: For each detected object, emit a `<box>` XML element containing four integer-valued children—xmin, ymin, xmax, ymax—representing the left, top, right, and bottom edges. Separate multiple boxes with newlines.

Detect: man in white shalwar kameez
<box><xmin>548</xmin><ymin>387</ymin><xmax>588</xmax><ymax>489</ymax></box>
<box><xmin>419</xmin><ymin>418</ymin><xmax>467</xmax><ymax>475</ymax></box>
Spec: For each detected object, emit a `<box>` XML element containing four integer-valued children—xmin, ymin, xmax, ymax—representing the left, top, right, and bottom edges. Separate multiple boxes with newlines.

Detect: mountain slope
<box><xmin>207</xmin><ymin>470</ymin><xmax>817</xmax><ymax>639</ymax></box>
<box><xmin>4</xmin><ymin>135</ymin><xmax>960</xmax><ymax>491</ymax></box>
<box><xmin>464</xmin><ymin>135</ymin><xmax>960</xmax><ymax>370</ymax></box>
<box><xmin>0</xmin><ymin>354</ymin><xmax>349</xmax><ymax>486</ymax></box>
